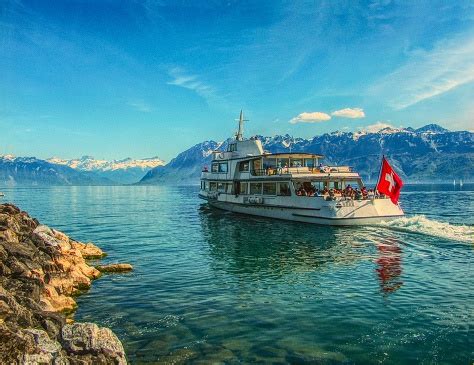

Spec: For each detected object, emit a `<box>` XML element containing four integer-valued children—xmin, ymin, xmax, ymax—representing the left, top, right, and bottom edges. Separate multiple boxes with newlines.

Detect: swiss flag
<box><xmin>376</xmin><ymin>157</ymin><xmax>404</xmax><ymax>204</ymax></box>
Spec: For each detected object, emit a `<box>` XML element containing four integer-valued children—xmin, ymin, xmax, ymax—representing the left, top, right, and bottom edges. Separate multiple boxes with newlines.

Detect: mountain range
<box><xmin>0</xmin><ymin>155</ymin><xmax>164</xmax><ymax>186</ymax></box>
<box><xmin>47</xmin><ymin>156</ymin><xmax>164</xmax><ymax>184</ymax></box>
<box><xmin>139</xmin><ymin>124</ymin><xmax>474</xmax><ymax>185</ymax></box>
<box><xmin>1</xmin><ymin>124</ymin><xmax>472</xmax><ymax>186</ymax></box>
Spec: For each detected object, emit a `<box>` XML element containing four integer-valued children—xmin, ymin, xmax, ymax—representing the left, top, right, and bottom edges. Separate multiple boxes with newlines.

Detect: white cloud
<box><xmin>331</xmin><ymin>108</ymin><xmax>365</xmax><ymax>118</ymax></box>
<box><xmin>289</xmin><ymin>111</ymin><xmax>331</xmax><ymax>124</ymax></box>
<box><xmin>369</xmin><ymin>33</ymin><xmax>474</xmax><ymax>109</ymax></box>
<box><xmin>361</xmin><ymin>122</ymin><xmax>395</xmax><ymax>133</ymax></box>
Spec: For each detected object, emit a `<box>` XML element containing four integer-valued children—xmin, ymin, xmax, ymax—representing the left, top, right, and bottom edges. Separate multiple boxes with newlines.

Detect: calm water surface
<box><xmin>1</xmin><ymin>184</ymin><xmax>473</xmax><ymax>364</ymax></box>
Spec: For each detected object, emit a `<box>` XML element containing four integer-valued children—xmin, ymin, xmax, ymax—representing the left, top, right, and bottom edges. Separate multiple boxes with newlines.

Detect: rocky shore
<box><xmin>0</xmin><ymin>203</ymin><xmax>129</xmax><ymax>364</ymax></box>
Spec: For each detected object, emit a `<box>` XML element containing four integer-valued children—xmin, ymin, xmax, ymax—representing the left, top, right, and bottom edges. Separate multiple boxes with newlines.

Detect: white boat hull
<box><xmin>200</xmin><ymin>193</ymin><xmax>404</xmax><ymax>226</ymax></box>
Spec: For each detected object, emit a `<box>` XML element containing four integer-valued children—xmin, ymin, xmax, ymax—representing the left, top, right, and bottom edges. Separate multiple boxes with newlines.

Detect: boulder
<box><xmin>61</xmin><ymin>322</ymin><xmax>127</xmax><ymax>364</ymax></box>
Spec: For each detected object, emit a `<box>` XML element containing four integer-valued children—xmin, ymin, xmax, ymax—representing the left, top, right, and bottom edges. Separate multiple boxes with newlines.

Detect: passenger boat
<box><xmin>199</xmin><ymin>111</ymin><xmax>404</xmax><ymax>226</ymax></box>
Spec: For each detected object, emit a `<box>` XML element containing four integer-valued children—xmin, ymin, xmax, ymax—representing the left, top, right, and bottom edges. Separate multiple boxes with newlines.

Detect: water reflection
<box><xmin>199</xmin><ymin>205</ymin><xmax>371</xmax><ymax>278</ymax></box>
<box><xmin>375</xmin><ymin>238</ymin><xmax>403</xmax><ymax>295</ymax></box>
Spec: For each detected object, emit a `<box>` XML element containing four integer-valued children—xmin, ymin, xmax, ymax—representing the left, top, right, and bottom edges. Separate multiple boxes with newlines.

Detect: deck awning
<box><xmin>262</xmin><ymin>152</ymin><xmax>324</xmax><ymax>159</ymax></box>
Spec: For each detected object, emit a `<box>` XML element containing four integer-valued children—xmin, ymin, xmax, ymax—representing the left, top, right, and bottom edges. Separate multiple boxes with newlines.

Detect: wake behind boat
<box><xmin>199</xmin><ymin>111</ymin><xmax>404</xmax><ymax>226</ymax></box>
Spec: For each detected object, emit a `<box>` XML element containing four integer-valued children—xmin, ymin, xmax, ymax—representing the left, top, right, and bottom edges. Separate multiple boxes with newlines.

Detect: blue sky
<box><xmin>1</xmin><ymin>1</ymin><xmax>473</xmax><ymax>161</ymax></box>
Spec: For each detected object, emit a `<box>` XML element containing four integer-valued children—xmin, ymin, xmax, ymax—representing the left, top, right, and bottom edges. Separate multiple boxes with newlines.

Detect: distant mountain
<box><xmin>140</xmin><ymin>141</ymin><xmax>223</xmax><ymax>184</ymax></box>
<box><xmin>47</xmin><ymin>156</ymin><xmax>165</xmax><ymax>184</ymax></box>
<box><xmin>0</xmin><ymin>155</ymin><xmax>114</xmax><ymax>186</ymax></box>
<box><xmin>139</xmin><ymin>124</ymin><xmax>474</xmax><ymax>184</ymax></box>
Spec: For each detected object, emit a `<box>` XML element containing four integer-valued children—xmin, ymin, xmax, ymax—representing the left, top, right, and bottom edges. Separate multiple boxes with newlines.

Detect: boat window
<box><xmin>240</xmin><ymin>182</ymin><xmax>248</xmax><ymax>194</ymax></box>
<box><xmin>210</xmin><ymin>182</ymin><xmax>217</xmax><ymax>191</ymax></box>
<box><xmin>291</xmin><ymin>159</ymin><xmax>303</xmax><ymax>167</ymax></box>
<box><xmin>263</xmin><ymin>158</ymin><xmax>277</xmax><ymax>168</ymax></box>
<box><xmin>251</xmin><ymin>159</ymin><xmax>263</xmax><ymax>176</ymax></box>
<box><xmin>262</xmin><ymin>182</ymin><xmax>276</xmax><ymax>195</ymax></box>
<box><xmin>277</xmin><ymin>182</ymin><xmax>291</xmax><ymax>196</ymax></box>
<box><xmin>226</xmin><ymin>183</ymin><xmax>233</xmax><ymax>194</ymax></box>
<box><xmin>218</xmin><ymin>162</ymin><xmax>228</xmax><ymax>173</ymax></box>
<box><xmin>211</xmin><ymin>163</ymin><xmax>219</xmax><ymax>173</ymax></box>
<box><xmin>311</xmin><ymin>181</ymin><xmax>324</xmax><ymax>190</ymax></box>
<box><xmin>328</xmin><ymin>181</ymin><xmax>341</xmax><ymax>189</ymax></box>
<box><xmin>228</xmin><ymin>143</ymin><xmax>237</xmax><ymax>152</ymax></box>
<box><xmin>250</xmin><ymin>182</ymin><xmax>262</xmax><ymax>195</ymax></box>
<box><xmin>278</xmin><ymin>158</ymin><xmax>289</xmax><ymax>168</ymax></box>
<box><xmin>239</xmin><ymin>161</ymin><xmax>249</xmax><ymax>172</ymax></box>
<box><xmin>304</xmin><ymin>158</ymin><xmax>314</xmax><ymax>168</ymax></box>
<box><xmin>342</xmin><ymin>180</ymin><xmax>361</xmax><ymax>188</ymax></box>
<box><xmin>205</xmin><ymin>181</ymin><xmax>209</xmax><ymax>190</ymax></box>
<box><xmin>217</xmin><ymin>182</ymin><xmax>226</xmax><ymax>192</ymax></box>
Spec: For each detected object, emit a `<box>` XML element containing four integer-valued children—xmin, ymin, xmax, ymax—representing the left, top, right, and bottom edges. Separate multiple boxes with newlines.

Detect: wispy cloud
<box><xmin>167</xmin><ymin>67</ymin><xmax>216</xmax><ymax>104</ymax></box>
<box><xmin>331</xmin><ymin>108</ymin><xmax>365</xmax><ymax>118</ymax></box>
<box><xmin>127</xmin><ymin>100</ymin><xmax>152</xmax><ymax>113</ymax></box>
<box><xmin>369</xmin><ymin>33</ymin><xmax>474</xmax><ymax>109</ymax></box>
<box><xmin>289</xmin><ymin>112</ymin><xmax>331</xmax><ymax>124</ymax></box>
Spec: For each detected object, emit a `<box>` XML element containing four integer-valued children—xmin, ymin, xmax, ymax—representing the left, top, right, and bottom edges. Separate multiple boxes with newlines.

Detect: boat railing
<box><xmin>250</xmin><ymin>165</ymin><xmax>353</xmax><ymax>176</ymax></box>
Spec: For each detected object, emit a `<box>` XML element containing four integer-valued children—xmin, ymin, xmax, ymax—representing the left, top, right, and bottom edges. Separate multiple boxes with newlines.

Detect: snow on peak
<box><xmin>46</xmin><ymin>156</ymin><xmax>165</xmax><ymax>171</ymax></box>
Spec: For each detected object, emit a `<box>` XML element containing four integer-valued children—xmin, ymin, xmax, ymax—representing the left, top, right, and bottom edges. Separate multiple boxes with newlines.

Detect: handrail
<box><xmin>249</xmin><ymin>166</ymin><xmax>353</xmax><ymax>176</ymax></box>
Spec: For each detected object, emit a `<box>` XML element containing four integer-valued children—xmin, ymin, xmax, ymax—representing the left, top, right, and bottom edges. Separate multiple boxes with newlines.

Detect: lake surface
<box><xmin>1</xmin><ymin>184</ymin><xmax>473</xmax><ymax>364</ymax></box>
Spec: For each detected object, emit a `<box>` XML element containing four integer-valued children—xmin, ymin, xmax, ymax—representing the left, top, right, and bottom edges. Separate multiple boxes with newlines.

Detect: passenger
<box><xmin>355</xmin><ymin>188</ymin><xmax>362</xmax><ymax>200</ymax></box>
<box><xmin>368</xmin><ymin>189</ymin><xmax>375</xmax><ymax>199</ymax></box>
<box><xmin>344</xmin><ymin>184</ymin><xmax>353</xmax><ymax>199</ymax></box>
<box><xmin>361</xmin><ymin>186</ymin><xmax>368</xmax><ymax>199</ymax></box>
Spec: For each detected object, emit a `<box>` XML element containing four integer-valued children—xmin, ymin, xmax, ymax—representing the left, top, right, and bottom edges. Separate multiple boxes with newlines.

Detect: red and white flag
<box><xmin>376</xmin><ymin>157</ymin><xmax>403</xmax><ymax>204</ymax></box>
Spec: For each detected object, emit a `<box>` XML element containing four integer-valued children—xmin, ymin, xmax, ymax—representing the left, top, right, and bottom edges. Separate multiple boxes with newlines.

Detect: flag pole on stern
<box><xmin>375</xmin><ymin>154</ymin><xmax>385</xmax><ymax>198</ymax></box>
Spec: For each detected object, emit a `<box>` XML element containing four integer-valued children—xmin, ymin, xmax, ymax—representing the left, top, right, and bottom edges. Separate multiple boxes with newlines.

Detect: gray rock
<box><xmin>61</xmin><ymin>322</ymin><xmax>127</xmax><ymax>364</ymax></box>
<box><xmin>22</xmin><ymin>328</ymin><xmax>68</xmax><ymax>365</ymax></box>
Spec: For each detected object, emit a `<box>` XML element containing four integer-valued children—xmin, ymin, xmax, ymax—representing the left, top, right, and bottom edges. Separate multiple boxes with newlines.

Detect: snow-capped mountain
<box><xmin>139</xmin><ymin>124</ymin><xmax>474</xmax><ymax>184</ymax></box>
<box><xmin>47</xmin><ymin>156</ymin><xmax>164</xmax><ymax>171</ymax></box>
<box><xmin>0</xmin><ymin>155</ymin><xmax>164</xmax><ymax>185</ymax></box>
<box><xmin>46</xmin><ymin>156</ymin><xmax>165</xmax><ymax>184</ymax></box>
<box><xmin>0</xmin><ymin>155</ymin><xmax>114</xmax><ymax>186</ymax></box>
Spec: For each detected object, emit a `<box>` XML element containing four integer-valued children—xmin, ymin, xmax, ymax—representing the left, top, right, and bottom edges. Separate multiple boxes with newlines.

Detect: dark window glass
<box><xmin>250</xmin><ymin>183</ymin><xmax>262</xmax><ymax>194</ymax></box>
<box><xmin>277</xmin><ymin>182</ymin><xmax>291</xmax><ymax>196</ymax></box>
<box><xmin>239</xmin><ymin>161</ymin><xmax>249</xmax><ymax>172</ymax></box>
<box><xmin>219</xmin><ymin>163</ymin><xmax>228</xmax><ymax>173</ymax></box>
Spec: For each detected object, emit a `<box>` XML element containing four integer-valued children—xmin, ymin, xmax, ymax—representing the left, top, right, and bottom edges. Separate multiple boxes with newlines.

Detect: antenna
<box><xmin>235</xmin><ymin>110</ymin><xmax>248</xmax><ymax>141</ymax></box>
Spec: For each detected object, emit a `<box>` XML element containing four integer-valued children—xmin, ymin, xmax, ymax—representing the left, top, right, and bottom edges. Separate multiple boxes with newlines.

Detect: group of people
<box><xmin>296</xmin><ymin>184</ymin><xmax>380</xmax><ymax>200</ymax></box>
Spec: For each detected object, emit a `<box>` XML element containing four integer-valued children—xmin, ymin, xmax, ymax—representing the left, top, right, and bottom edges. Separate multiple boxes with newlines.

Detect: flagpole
<box><xmin>375</xmin><ymin>154</ymin><xmax>385</xmax><ymax>198</ymax></box>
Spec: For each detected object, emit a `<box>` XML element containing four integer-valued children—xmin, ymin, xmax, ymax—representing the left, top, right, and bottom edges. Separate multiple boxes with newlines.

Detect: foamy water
<box><xmin>379</xmin><ymin>215</ymin><xmax>474</xmax><ymax>243</ymax></box>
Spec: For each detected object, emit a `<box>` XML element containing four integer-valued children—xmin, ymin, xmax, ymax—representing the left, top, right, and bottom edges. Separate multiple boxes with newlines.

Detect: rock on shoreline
<box><xmin>0</xmin><ymin>203</ymin><xmax>128</xmax><ymax>364</ymax></box>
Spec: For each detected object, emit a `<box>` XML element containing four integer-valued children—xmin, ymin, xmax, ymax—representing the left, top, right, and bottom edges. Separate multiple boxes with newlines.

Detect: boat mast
<box><xmin>236</xmin><ymin>110</ymin><xmax>248</xmax><ymax>141</ymax></box>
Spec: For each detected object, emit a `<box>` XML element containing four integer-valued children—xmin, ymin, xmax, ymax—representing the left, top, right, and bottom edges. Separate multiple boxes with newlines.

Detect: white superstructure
<box><xmin>199</xmin><ymin>112</ymin><xmax>404</xmax><ymax>226</ymax></box>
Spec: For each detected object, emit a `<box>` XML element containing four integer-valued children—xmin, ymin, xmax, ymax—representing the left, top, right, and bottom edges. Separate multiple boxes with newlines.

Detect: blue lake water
<box><xmin>1</xmin><ymin>184</ymin><xmax>473</xmax><ymax>364</ymax></box>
